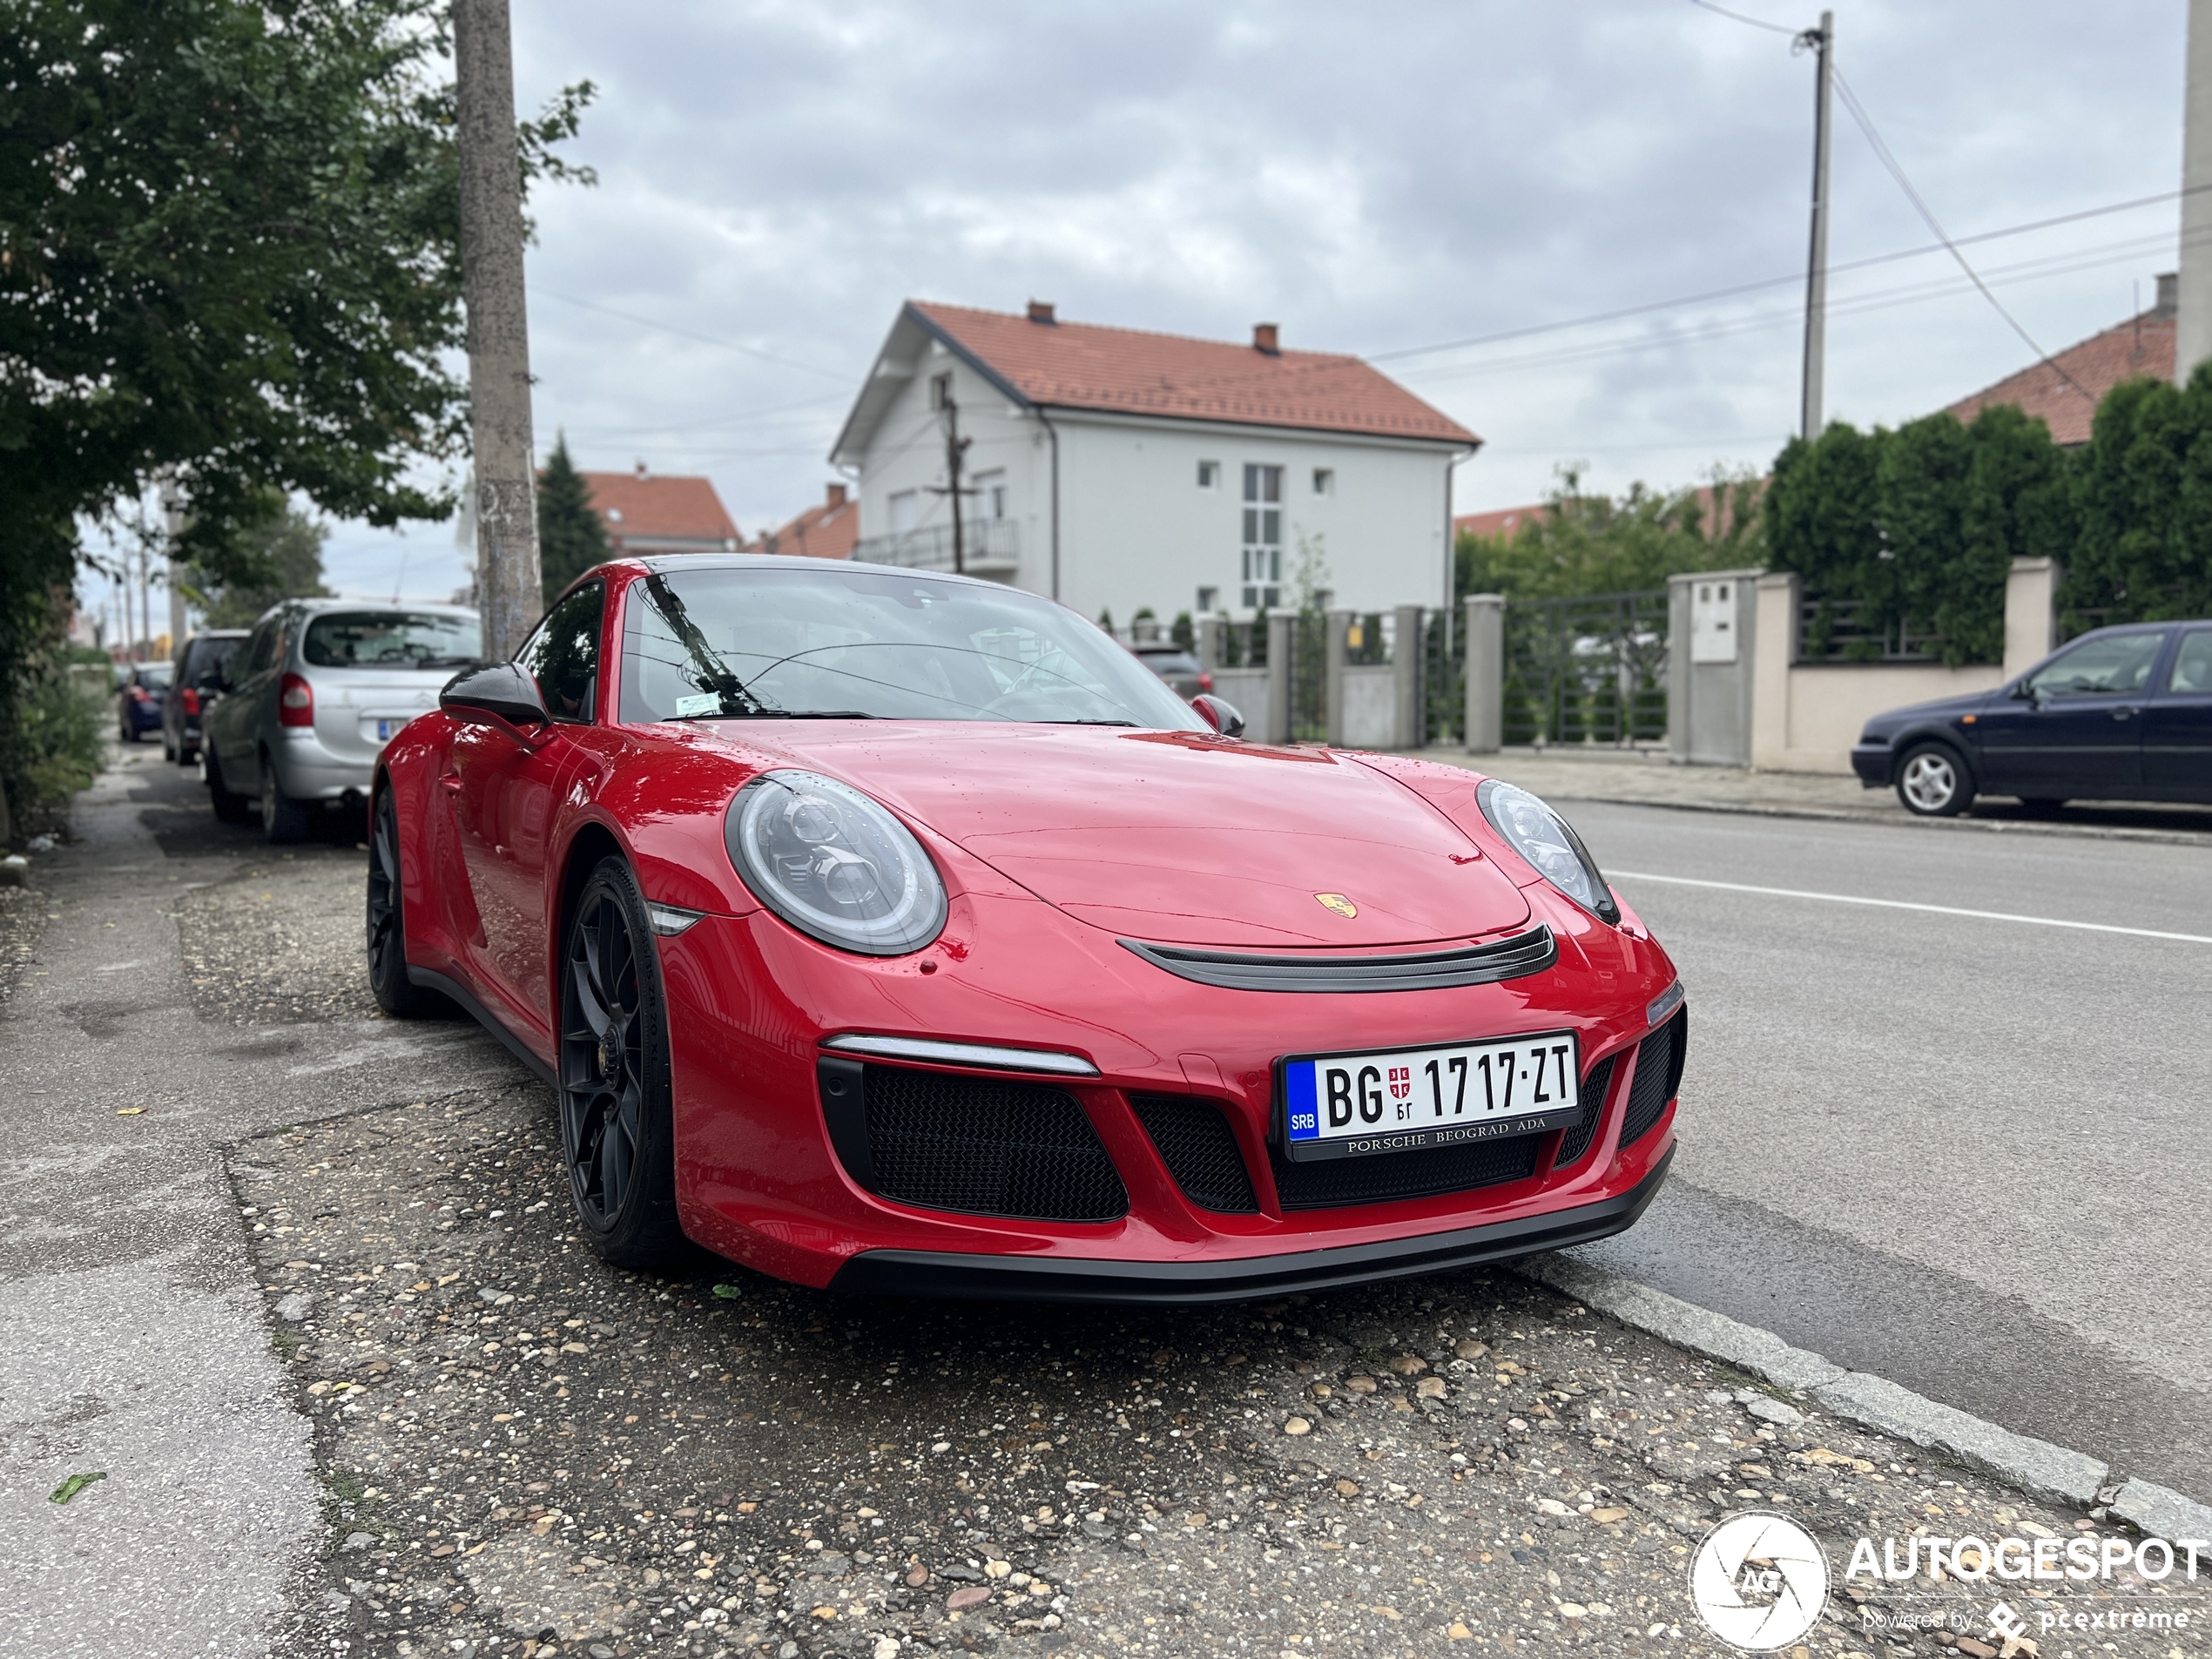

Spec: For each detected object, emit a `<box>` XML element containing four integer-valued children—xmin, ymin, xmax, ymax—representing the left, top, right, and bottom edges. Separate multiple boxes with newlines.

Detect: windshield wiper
<box><xmin>668</xmin><ymin>708</ymin><xmax>876</xmax><ymax>722</ymax></box>
<box><xmin>1038</xmin><ymin>718</ymin><xmax>1137</xmax><ymax>726</ymax></box>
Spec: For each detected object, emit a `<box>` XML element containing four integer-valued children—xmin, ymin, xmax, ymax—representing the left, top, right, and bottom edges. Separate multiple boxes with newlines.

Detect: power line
<box><xmin>533</xmin><ymin>288</ymin><xmax>853</xmax><ymax>381</ymax></box>
<box><xmin>1688</xmin><ymin>0</ymin><xmax>1800</xmax><ymax>36</ymax></box>
<box><xmin>1830</xmin><ymin>64</ymin><xmax>2097</xmax><ymax>402</ymax></box>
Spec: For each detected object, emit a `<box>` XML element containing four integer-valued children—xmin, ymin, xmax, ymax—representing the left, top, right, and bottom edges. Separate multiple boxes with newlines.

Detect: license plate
<box><xmin>376</xmin><ymin>718</ymin><xmax>399</xmax><ymax>740</ymax></box>
<box><xmin>1280</xmin><ymin>1029</ymin><xmax>1580</xmax><ymax>1163</ymax></box>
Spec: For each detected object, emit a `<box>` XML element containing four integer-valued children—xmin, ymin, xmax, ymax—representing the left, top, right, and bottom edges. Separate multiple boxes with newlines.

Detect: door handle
<box><xmin>2112</xmin><ymin>706</ymin><xmax>2139</xmax><ymax>720</ymax></box>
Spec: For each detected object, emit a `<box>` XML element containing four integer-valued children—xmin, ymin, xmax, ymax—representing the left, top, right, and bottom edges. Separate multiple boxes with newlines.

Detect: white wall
<box><xmin>1055</xmin><ymin>415</ymin><xmax>1454</xmax><ymax>625</ymax></box>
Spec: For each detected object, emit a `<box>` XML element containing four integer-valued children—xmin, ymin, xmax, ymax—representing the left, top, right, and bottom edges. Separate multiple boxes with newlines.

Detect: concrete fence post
<box><xmin>1666</xmin><ymin>575</ymin><xmax>1696</xmax><ymax>765</ymax></box>
<box><xmin>2003</xmin><ymin>556</ymin><xmax>2062</xmax><ymax>678</ymax></box>
<box><xmin>1750</xmin><ymin>570</ymin><xmax>1801</xmax><ymax>772</ymax></box>
<box><xmin>1463</xmin><ymin>594</ymin><xmax>1504</xmax><ymax>753</ymax></box>
<box><xmin>1324</xmin><ymin>609</ymin><xmax>1352</xmax><ymax>747</ymax></box>
<box><xmin>1264</xmin><ymin>612</ymin><xmax>1295</xmax><ymax>745</ymax></box>
<box><xmin>1392</xmin><ymin>604</ymin><xmax>1426</xmax><ymax>749</ymax></box>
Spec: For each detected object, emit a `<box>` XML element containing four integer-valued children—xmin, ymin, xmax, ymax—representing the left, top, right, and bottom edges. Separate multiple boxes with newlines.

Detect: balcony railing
<box><xmin>852</xmin><ymin>519</ymin><xmax>1020</xmax><ymax>575</ymax></box>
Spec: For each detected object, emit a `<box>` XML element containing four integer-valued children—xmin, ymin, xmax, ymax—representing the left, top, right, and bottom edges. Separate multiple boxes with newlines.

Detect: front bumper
<box><xmin>830</xmin><ymin>1145</ymin><xmax>1671</xmax><ymax>1303</ymax></box>
<box><xmin>1851</xmin><ymin>742</ymin><xmax>1893</xmax><ymax>787</ymax></box>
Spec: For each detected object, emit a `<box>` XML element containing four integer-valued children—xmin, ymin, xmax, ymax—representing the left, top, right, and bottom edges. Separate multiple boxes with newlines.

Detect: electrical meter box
<box><xmin>1690</xmin><ymin>579</ymin><xmax>1739</xmax><ymax>664</ymax></box>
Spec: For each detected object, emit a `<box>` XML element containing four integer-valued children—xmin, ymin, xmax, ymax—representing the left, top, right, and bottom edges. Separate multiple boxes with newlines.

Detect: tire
<box><xmin>205</xmin><ymin>748</ymin><xmax>254</xmax><ymax>825</ymax></box>
<box><xmin>260</xmin><ymin>755</ymin><xmax>312</xmax><ymax>844</ymax></box>
<box><xmin>559</xmin><ymin>857</ymin><xmax>687</xmax><ymax>1271</ymax></box>
<box><xmin>366</xmin><ymin>787</ymin><xmax>453</xmax><ymax>1020</ymax></box>
<box><xmin>162</xmin><ymin>729</ymin><xmax>177</xmax><ymax>763</ymax></box>
<box><xmin>1895</xmin><ymin>742</ymin><xmax>1975</xmax><ymax>817</ymax></box>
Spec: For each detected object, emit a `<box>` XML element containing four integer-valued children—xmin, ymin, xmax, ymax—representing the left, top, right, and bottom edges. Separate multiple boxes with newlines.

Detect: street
<box><xmin>1539</xmin><ymin>795</ymin><xmax>2212</xmax><ymax>1504</ymax></box>
<box><xmin>3</xmin><ymin>745</ymin><xmax>2209</xmax><ymax>1659</ymax></box>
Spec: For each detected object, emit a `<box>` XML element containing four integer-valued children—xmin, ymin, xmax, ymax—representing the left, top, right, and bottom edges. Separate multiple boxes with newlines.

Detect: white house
<box><xmin>827</xmin><ymin>302</ymin><xmax>1480</xmax><ymax>623</ymax></box>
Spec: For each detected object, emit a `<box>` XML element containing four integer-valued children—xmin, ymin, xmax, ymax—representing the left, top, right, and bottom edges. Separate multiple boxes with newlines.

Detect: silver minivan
<box><xmin>200</xmin><ymin>599</ymin><xmax>482</xmax><ymax>841</ymax></box>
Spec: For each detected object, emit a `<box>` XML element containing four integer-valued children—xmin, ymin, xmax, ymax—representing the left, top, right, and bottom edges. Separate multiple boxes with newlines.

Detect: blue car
<box><xmin>116</xmin><ymin>661</ymin><xmax>172</xmax><ymax>744</ymax></box>
<box><xmin>1852</xmin><ymin>620</ymin><xmax>2212</xmax><ymax>815</ymax></box>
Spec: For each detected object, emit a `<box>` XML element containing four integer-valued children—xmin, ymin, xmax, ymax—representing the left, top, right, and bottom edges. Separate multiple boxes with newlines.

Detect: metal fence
<box><xmin>1502</xmin><ymin>590</ymin><xmax>1669</xmax><ymax>746</ymax></box>
<box><xmin>1796</xmin><ymin>597</ymin><xmax>1946</xmax><ymax>663</ymax></box>
<box><xmin>1288</xmin><ymin>611</ymin><xmax>1328</xmax><ymax>742</ymax></box>
<box><xmin>1422</xmin><ymin>606</ymin><xmax>1462</xmax><ymax>746</ymax></box>
<box><xmin>850</xmin><ymin>519</ymin><xmax>1020</xmax><ymax>573</ymax></box>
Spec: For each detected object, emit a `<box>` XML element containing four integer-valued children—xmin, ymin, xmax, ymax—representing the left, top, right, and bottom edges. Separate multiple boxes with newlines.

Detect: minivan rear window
<box><xmin>303</xmin><ymin>611</ymin><xmax>481</xmax><ymax>671</ymax></box>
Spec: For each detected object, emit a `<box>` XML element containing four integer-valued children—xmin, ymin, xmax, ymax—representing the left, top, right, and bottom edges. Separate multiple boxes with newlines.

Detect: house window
<box><xmin>890</xmin><ymin>489</ymin><xmax>919</xmax><ymax>535</ymax></box>
<box><xmin>930</xmin><ymin>372</ymin><xmax>953</xmax><ymax>411</ymax></box>
<box><xmin>973</xmin><ymin>469</ymin><xmax>1007</xmax><ymax>520</ymax></box>
<box><xmin>1241</xmin><ymin>462</ymin><xmax>1282</xmax><ymax>609</ymax></box>
<box><xmin>1312</xmin><ymin>467</ymin><xmax>1334</xmax><ymax>496</ymax></box>
<box><xmin>1197</xmin><ymin>460</ymin><xmax>1220</xmax><ymax>489</ymax></box>
<box><xmin>1196</xmin><ymin>586</ymin><xmax>1219</xmax><ymax>614</ymax></box>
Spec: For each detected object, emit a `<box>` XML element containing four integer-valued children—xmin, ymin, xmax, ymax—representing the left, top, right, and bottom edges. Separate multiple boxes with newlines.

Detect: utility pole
<box><xmin>1797</xmin><ymin>10</ymin><xmax>1834</xmax><ymax>442</ymax></box>
<box><xmin>2180</xmin><ymin>0</ymin><xmax>2212</xmax><ymax>381</ymax></box>
<box><xmin>162</xmin><ymin>478</ymin><xmax>187</xmax><ymax>658</ymax></box>
<box><xmin>928</xmin><ymin>378</ymin><xmax>974</xmax><ymax>575</ymax></box>
<box><xmin>453</xmin><ymin>0</ymin><xmax>542</xmax><ymax>659</ymax></box>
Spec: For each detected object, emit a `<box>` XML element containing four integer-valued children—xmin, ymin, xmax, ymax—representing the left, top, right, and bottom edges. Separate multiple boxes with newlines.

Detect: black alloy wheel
<box><xmin>559</xmin><ymin>858</ymin><xmax>686</xmax><ymax>1270</ymax></box>
<box><xmin>366</xmin><ymin>788</ymin><xmax>450</xmax><ymax>1020</ymax></box>
<box><xmin>1895</xmin><ymin>741</ymin><xmax>1975</xmax><ymax>817</ymax></box>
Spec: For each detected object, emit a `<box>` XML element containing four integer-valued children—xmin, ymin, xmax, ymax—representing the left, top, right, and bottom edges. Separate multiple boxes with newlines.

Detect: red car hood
<box><xmin>723</xmin><ymin>725</ymin><xmax>1530</xmax><ymax>949</ymax></box>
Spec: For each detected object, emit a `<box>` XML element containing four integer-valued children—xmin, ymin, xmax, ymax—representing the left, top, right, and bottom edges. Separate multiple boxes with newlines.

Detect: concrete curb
<box><xmin>1516</xmin><ymin>1252</ymin><xmax>2202</xmax><ymax>1524</ymax></box>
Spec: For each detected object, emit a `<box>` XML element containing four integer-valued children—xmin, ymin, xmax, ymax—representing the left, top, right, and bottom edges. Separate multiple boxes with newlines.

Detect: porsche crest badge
<box><xmin>1314</xmin><ymin>893</ymin><xmax>1358</xmax><ymax>919</ymax></box>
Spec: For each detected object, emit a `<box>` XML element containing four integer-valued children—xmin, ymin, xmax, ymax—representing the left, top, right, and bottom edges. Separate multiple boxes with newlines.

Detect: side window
<box><xmin>516</xmin><ymin>582</ymin><xmax>605</xmax><ymax>722</ymax></box>
<box><xmin>2024</xmin><ymin>631</ymin><xmax>2165</xmax><ymax>699</ymax></box>
<box><xmin>2168</xmin><ymin>631</ymin><xmax>2212</xmax><ymax>695</ymax></box>
<box><xmin>239</xmin><ymin>621</ymin><xmax>275</xmax><ymax>678</ymax></box>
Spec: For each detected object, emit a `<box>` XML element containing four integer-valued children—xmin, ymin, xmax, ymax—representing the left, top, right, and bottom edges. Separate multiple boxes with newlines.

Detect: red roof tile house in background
<box><xmin>579</xmin><ymin>464</ymin><xmax>741</xmax><ymax>556</ymax></box>
<box><xmin>751</xmin><ymin>484</ymin><xmax>859</xmax><ymax>560</ymax></box>
<box><xmin>829</xmin><ymin>300</ymin><xmax>1480</xmax><ymax>621</ymax></box>
<box><xmin>1945</xmin><ymin>273</ymin><xmax>2176</xmax><ymax>447</ymax></box>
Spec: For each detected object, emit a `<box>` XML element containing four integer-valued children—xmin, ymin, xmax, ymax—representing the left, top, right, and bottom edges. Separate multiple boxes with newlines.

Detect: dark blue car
<box><xmin>1852</xmin><ymin>620</ymin><xmax>2212</xmax><ymax>815</ymax></box>
<box><xmin>116</xmin><ymin>661</ymin><xmax>172</xmax><ymax>744</ymax></box>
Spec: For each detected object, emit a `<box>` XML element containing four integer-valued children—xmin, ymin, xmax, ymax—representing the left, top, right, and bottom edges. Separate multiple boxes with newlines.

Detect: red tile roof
<box><xmin>578</xmin><ymin>469</ymin><xmax>740</xmax><ymax>551</ymax></box>
<box><xmin>1945</xmin><ymin>304</ymin><xmax>2174</xmax><ymax>447</ymax></box>
<box><xmin>752</xmin><ymin>484</ymin><xmax>859</xmax><ymax>561</ymax></box>
<box><xmin>1453</xmin><ymin>504</ymin><xmax>1541</xmax><ymax>541</ymax></box>
<box><xmin>913</xmin><ymin>303</ymin><xmax>1480</xmax><ymax>446</ymax></box>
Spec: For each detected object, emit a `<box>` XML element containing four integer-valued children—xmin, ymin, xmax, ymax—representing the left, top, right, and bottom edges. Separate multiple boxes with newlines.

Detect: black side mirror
<box><xmin>442</xmin><ymin>662</ymin><xmax>551</xmax><ymax>744</ymax></box>
<box><xmin>197</xmin><ymin>671</ymin><xmax>226</xmax><ymax>695</ymax></box>
<box><xmin>1191</xmin><ymin>693</ymin><xmax>1244</xmax><ymax>738</ymax></box>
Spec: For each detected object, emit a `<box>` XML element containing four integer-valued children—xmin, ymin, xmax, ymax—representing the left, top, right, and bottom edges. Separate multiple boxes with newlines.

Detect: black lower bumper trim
<box><xmin>828</xmin><ymin>1145</ymin><xmax>1672</xmax><ymax>1305</ymax></box>
<box><xmin>408</xmin><ymin>964</ymin><xmax>556</xmax><ymax>1087</ymax></box>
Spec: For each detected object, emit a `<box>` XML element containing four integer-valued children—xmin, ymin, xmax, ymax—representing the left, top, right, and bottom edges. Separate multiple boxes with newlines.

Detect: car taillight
<box><xmin>180</xmin><ymin>687</ymin><xmax>200</xmax><ymax>716</ymax></box>
<box><xmin>128</xmin><ymin>685</ymin><xmax>149</xmax><ymax>703</ymax></box>
<box><xmin>1197</xmin><ymin>670</ymin><xmax>1214</xmax><ymax>692</ymax></box>
<box><xmin>280</xmin><ymin>672</ymin><xmax>314</xmax><ymax>727</ymax></box>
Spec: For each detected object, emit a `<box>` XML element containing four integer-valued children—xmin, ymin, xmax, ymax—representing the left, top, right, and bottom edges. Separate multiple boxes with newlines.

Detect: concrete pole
<box><xmin>1462</xmin><ymin>595</ymin><xmax>1504</xmax><ymax>754</ymax></box>
<box><xmin>1264</xmin><ymin>613</ymin><xmax>1294</xmax><ymax>745</ymax></box>
<box><xmin>2181</xmin><ymin>0</ymin><xmax>2212</xmax><ymax>381</ymax></box>
<box><xmin>454</xmin><ymin>0</ymin><xmax>542</xmax><ymax>660</ymax></box>
<box><xmin>161</xmin><ymin>479</ymin><xmax>187</xmax><ymax>658</ymax></box>
<box><xmin>1799</xmin><ymin>10</ymin><xmax>1834</xmax><ymax>442</ymax></box>
<box><xmin>1392</xmin><ymin>604</ymin><xmax>1426</xmax><ymax>749</ymax></box>
<box><xmin>1323</xmin><ymin>609</ymin><xmax>1352</xmax><ymax>747</ymax></box>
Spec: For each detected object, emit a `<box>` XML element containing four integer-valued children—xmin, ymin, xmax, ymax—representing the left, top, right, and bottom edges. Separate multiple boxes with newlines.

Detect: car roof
<box><xmin>625</xmin><ymin>552</ymin><xmax>1009</xmax><ymax>594</ymax></box>
<box><xmin>281</xmin><ymin>597</ymin><xmax>481</xmax><ymax>619</ymax></box>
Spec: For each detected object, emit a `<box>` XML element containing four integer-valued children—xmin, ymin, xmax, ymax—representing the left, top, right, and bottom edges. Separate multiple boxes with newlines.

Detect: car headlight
<box><xmin>725</xmin><ymin>771</ymin><xmax>948</xmax><ymax>956</ymax></box>
<box><xmin>1476</xmin><ymin>779</ymin><xmax>1620</xmax><ymax>926</ymax></box>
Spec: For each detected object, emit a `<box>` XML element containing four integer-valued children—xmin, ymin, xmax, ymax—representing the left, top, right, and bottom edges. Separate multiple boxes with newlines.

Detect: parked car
<box><xmin>163</xmin><ymin>629</ymin><xmax>251</xmax><ymax>764</ymax></box>
<box><xmin>115</xmin><ymin>662</ymin><xmax>171</xmax><ymax>743</ymax></box>
<box><xmin>367</xmin><ymin>556</ymin><xmax>1684</xmax><ymax>1298</ymax></box>
<box><xmin>1852</xmin><ymin>619</ymin><xmax>2212</xmax><ymax>815</ymax></box>
<box><xmin>1130</xmin><ymin>645</ymin><xmax>1212</xmax><ymax>701</ymax></box>
<box><xmin>201</xmin><ymin>599</ymin><xmax>482</xmax><ymax>841</ymax></box>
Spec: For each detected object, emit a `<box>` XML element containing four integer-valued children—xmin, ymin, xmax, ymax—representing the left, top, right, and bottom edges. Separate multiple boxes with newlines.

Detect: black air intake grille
<box><xmin>1552</xmin><ymin>1053</ymin><xmax>1621</xmax><ymax>1170</ymax></box>
<box><xmin>1121</xmin><ymin>926</ymin><xmax>1556</xmax><ymax>994</ymax></box>
<box><xmin>861</xmin><ymin>1065</ymin><xmax>1128</xmax><ymax>1223</ymax></box>
<box><xmin>1268</xmin><ymin>1132</ymin><xmax>1542</xmax><ymax>1212</ymax></box>
<box><xmin>1620</xmin><ymin>1008</ymin><xmax>1688</xmax><ymax>1150</ymax></box>
<box><xmin>1131</xmin><ymin>1096</ymin><xmax>1259</xmax><ymax>1213</ymax></box>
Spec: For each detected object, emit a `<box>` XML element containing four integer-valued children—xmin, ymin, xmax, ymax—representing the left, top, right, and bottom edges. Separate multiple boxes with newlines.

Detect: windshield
<box><xmin>303</xmin><ymin>610</ymin><xmax>482</xmax><ymax>671</ymax></box>
<box><xmin>138</xmin><ymin>663</ymin><xmax>173</xmax><ymax>688</ymax></box>
<box><xmin>618</xmin><ymin>567</ymin><xmax>1205</xmax><ymax>729</ymax></box>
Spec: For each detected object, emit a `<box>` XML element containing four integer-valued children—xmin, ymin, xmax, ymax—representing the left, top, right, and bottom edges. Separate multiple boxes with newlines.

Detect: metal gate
<box><xmin>1502</xmin><ymin>590</ymin><xmax>1669</xmax><ymax>746</ymax></box>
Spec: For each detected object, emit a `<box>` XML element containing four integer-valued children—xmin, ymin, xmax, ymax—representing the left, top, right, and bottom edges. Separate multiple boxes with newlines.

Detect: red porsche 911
<box><xmin>368</xmin><ymin>556</ymin><xmax>1683</xmax><ymax>1302</ymax></box>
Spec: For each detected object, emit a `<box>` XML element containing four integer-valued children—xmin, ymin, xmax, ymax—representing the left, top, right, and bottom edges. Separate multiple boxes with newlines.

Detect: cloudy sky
<box><xmin>102</xmin><ymin>0</ymin><xmax>2195</xmax><ymax>617</ymax></box>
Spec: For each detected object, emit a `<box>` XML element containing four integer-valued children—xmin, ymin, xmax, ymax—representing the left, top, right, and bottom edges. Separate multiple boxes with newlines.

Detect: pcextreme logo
<box><xmin>1689</xmin><ymin>1512</ymin><xmax>1830</xmax><ymax>1650</ymax></box>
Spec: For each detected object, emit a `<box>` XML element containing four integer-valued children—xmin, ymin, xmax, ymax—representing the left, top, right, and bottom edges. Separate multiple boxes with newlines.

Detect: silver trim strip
<box><xmin>822</xmin><ymin>1034</ymin><xmax>1100</xmax><ymax>1077</ymax></box>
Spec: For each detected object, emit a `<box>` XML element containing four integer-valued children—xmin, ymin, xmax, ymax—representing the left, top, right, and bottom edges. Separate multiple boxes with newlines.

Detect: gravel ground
<box><xmin>179</xmin><ymin>822</ymin><xmax>2207</xmax><ymax>1659</ymax></box>
<box><xmin>0</xmin><ymin>880</ymin><xmax>49</xmax><ymax>1010</ymax></box>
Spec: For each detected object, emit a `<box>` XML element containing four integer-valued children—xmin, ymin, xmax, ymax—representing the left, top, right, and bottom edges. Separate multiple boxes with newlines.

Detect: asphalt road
<box><xmin>1545</xmin><ymin>798</ymin><xmax>2212</xmax><ymax>1507</ymax></box>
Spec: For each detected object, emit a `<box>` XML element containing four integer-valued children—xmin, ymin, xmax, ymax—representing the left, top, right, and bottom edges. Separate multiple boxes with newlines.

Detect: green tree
<box><xmin>0</xmin><ymin>0</ymin><xmax>591</xmax><ymax>826</ymax></box>
<box><xmin>1455</xmin><ymin>469</ymin><xmax>1759</xmax><ymax>604</ymax></box>
<box><xmin>2070</xmin><ymin>368</ymin><xmax>2212</xmax><ymax>628</ymax></box>
<box><xmin>184</xmin><ymin>504</ymin><xmax>334</xmax><ymax>628</ymax></box>
<box><xmin>537</xmin><ymin>433</ymin><xmax>612</xmax><ymax>605</ymax></box>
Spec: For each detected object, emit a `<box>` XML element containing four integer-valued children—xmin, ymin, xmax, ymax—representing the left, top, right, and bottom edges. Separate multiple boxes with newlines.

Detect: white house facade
<box><xmin>827</xmin><ymin>303</ymin><xmax>1480</xmax><ymax>624</ymax></box>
